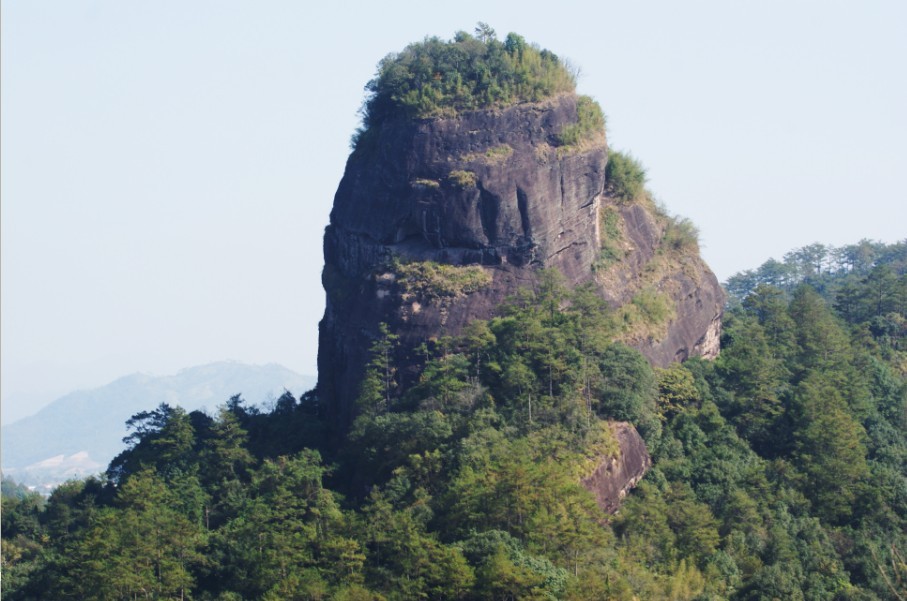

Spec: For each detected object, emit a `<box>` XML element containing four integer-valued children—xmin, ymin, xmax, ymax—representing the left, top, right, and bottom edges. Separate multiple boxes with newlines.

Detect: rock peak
<box><xmin>318</xmin><ymin>93</ymin><xmax>724</xmax><ymax>425</ymax></box>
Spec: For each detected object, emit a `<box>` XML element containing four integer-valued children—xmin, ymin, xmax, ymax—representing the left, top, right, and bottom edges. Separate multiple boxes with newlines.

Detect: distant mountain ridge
<box><xmin>1</xmin><ymin>361</ymin><xmax>315</xmax><ymax>491</ymax></box>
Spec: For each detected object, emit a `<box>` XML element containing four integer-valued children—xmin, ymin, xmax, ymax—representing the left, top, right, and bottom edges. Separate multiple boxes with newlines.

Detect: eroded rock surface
<box><xmin>581</xmin><ymin>422</ymin><xmax>652</xmax><ymax>513</ymax></box>
<box><xmin>318</xmin><ymin>94</ymin><xmax>725</xmax><ymax>426</ymax></box>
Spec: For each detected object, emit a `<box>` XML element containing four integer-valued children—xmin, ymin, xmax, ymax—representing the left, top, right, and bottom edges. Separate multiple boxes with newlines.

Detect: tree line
<box><xmin>2</xmin><ymin>245</ymin><xmax>905</xmax><ymax>599</ymax></box>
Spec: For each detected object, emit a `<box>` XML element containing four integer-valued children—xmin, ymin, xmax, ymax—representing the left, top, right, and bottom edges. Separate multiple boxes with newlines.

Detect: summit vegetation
<box><xmin>605</xmin><ymin>151</ymin><xmax>647</xmax><ymax>204</ymax></box>
<box><xmin>3</xmin><ymin>240</ymin><xmax>906</xmax><ymax>600</ymax></box>
<box><xmin>352</xmin><ymin>24</ymin><xmax>578</xmax><ymax>147</ymax></box>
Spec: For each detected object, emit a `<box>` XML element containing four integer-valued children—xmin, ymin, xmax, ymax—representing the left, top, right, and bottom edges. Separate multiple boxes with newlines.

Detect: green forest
<box><xmin>2</xmin><ymin>240</ymin><xmax>905</xmax><ymax>600</ymax></box>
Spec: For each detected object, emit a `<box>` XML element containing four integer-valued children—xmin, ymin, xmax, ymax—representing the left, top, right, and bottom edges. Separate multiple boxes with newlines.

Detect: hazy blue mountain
<box><xmin>1</xmin><ymin>362</ymin><xmax>315</xmax><ymax>491</ymax></box>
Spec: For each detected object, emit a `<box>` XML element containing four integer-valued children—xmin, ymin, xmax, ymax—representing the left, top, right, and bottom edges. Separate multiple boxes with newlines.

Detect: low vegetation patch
<box><xmin>411</xmin><ymin>178</ymin><xmax>441</xmax><ymax>189</ymax></box>
<box><xmin>631</xmin><ymin>288</ymin><xmax>674</xmax><ymax>326</ymax></box>
<box><xmin>447</xmin><ymin>170</ymin><xmax>477</xmax><ymax>189</ymax></box>
<box><xmin>462</xmin><ymin>144</ymin><xmax>513</xmax><ymax>164</ymax></box>
<box><xmin>616</xmin><ymin>287</ymin><xmax>675</xmax><ymax>342</ymax></box>
<box><xmin>395</xmin><ymin>260</ymin><xmax>492</xmax><ymax>299</ymax></box>
<box><xmin>573</xmin><ymin>421</ymin><xmax>620</xmax><ymax>479</ymax></box>
<box><xmin>594</xmin><ymin>206</ymin><xmax>625</xmax><ymax>271</ymax></box>
<box><xmin>601</xmin><ymin>205</ymin><xmax>622</xmax><ymax>243</ymax></box>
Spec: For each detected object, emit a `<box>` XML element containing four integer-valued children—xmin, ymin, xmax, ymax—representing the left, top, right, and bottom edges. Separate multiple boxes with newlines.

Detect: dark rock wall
<box><xmin>329</xmin><ymin>94</ymin><xmax>603</xmax><ymax>274</ymax></box>
<box><xmin>318</xmin><ymin>94</ymin><xmax>725</xmax><ymax>426</ymax></box>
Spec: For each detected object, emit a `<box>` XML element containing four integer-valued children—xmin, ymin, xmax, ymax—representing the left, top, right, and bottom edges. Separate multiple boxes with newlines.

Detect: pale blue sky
<box><xmin>2</xmin><ymin>1</ymin><xmax>905</xmax><ymax>423</ymax></box>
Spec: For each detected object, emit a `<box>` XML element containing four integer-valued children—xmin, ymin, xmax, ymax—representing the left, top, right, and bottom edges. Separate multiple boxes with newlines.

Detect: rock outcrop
<box><xmin>318</xmin><ymin>93</ymin><xmax>725</xmax><ymax>426</ymax></box>
<box><xmin>581</xmin><ymin>422</ymin><xmax>652</xmax><ymax>513</ymax></box>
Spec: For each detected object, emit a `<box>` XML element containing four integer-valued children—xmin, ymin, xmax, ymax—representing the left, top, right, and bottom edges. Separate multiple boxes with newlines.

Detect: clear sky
<box><xmin>2</xmin><ymin>1</ymin><xmax>905</xmax><ymax>423</ymax></box>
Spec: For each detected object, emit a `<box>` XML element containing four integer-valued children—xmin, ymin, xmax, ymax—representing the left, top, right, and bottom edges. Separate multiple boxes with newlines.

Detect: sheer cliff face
<box><xmin>319</xmin><ymin>94</ymin><xmax>724</xmax><ymax>424</ymax></box>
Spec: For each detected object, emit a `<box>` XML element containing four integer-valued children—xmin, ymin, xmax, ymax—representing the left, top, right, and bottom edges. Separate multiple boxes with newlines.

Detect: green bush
<box><xmin>594</xmin><ymin>343</ymin><xmax>657</xmax><ymax>424</ymax></box>
<box><xmin>448</xmin><ymin>170</ymin><xmax>477</xmax><ymax>189</ymax></box>
<box><xmin>663</xmin><ymin>216</ymin><xmax>700</xmax><ymax>253</ymax></box>
<box><xmin>556</xmin><ymin>95</ymin><xmax>605</xmax><ymax>146</ymax></box>
<box><xmin>606</xmin><ymin>151</ymin><xmax>647</xmax><ymax>203</ymax></box>
<box><xmin>357</xmin><ymin>27</ymin><xmax>576</xmax><ymax>138</ymax></box>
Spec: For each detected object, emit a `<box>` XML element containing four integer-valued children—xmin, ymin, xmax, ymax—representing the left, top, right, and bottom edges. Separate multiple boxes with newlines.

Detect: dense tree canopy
<box><xmin>2</xmin><ymin>241</ymin><xmax>906</xmax><ymax>600</ymax></box>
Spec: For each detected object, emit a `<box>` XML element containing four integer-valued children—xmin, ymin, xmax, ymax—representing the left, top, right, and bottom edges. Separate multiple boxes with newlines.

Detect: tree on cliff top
<box><xmin>353</xmin><ymin>26</ymin><xmax>577</xmax><ymax>140</ymax></box>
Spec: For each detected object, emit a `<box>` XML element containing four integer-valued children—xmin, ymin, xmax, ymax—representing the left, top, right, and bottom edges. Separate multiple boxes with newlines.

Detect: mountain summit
<box><xmin>318</xmin><ymin>31</ymin><xmax>724</xmax><ymax>425</ymax></box>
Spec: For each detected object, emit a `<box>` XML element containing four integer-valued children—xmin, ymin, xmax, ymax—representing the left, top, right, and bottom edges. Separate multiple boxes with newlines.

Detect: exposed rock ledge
<box><xmin>581</xmin><ymin>421</ymin><xmax>651</xmax><ymax>513</ymax></box>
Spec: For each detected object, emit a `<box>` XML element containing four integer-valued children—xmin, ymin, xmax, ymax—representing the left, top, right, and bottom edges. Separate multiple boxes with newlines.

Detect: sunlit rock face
<box><xmin>318</xmin><ymin>94</ymin><xmax>725</xmax><ymax>426</ymax></box>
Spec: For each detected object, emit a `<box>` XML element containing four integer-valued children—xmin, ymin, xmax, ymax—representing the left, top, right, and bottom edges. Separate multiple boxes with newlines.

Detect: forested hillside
<box><xmin>2</xmin><ymin>241</ymin><xmax>905</xmax><ymax>600</ymax></box>
<box><xmin>1</xmin><ymin>362</ymin><xmax>315</xmax><ymax>493</ymax></box>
